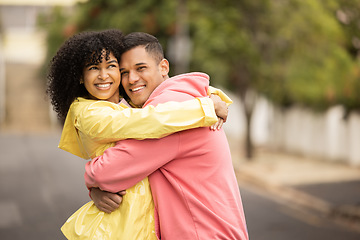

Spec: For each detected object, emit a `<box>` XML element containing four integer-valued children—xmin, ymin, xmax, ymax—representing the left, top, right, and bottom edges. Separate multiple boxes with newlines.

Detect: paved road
<box><xmin>0</xmin><ymin>134</ymin><xmax>359</xmax><ymax>239</ymax></box>
<box><xmin>241</xmin><ymin>185</ymin><xmax>360</xmax><ymax>240</ymax></box>
<box><xmin>0</xmin><ymin>133</ymin><xmax>88</xmax><ymax>239</ymax></box>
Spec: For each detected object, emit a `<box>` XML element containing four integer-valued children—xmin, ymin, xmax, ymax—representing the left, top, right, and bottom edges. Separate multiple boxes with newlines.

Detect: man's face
<box><xmin>120</xmin><ymin>46</ymin><xmax>169</xmax><ymax>107</ymax></box>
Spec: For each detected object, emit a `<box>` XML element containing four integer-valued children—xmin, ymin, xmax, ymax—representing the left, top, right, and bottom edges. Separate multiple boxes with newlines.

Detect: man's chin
<box><xmin>129</xmin><ymin>99</ymin><xmax>145</xmax><ymax>108</ymax></box>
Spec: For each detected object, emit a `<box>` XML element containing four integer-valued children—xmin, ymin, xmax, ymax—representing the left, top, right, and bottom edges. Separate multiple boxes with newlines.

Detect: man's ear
<box><xmin>159</xmin><ymin>59</ymin><xmax>170</xmax><ymax>77</ymax></box>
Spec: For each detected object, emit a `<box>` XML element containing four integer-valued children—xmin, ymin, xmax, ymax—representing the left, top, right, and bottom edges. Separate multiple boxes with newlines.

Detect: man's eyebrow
<box><xmin>120</xmin><ymin>62</ymin><xmax>146</xmax><ymax>72</ymax></box>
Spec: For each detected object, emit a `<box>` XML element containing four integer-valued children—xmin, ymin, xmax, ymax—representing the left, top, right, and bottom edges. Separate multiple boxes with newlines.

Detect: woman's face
<box><xmin>82</xmin><ymin>51</ymin><xmax>121</xmax><ymax>103</ymax></box>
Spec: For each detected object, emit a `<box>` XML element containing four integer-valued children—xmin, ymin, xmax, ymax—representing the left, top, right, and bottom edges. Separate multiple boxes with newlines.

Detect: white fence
<box><xmin>267</xmin><ymin>104</ymin><xmax>360</xmax><ymax>166</ymax></box>
<box><xmin>224</xmin><ymin>93</ymin><xmax>360</xmax><ymax>167</ymax></box>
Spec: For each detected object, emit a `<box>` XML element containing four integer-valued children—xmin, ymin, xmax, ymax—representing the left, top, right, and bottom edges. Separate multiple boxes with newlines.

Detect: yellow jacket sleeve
<box><xmin>208</xmin><ymin>86</ymin><xmax>233</xmax><ymax>106</ymax></box>
<box><xmin>76</xmin><ymin>97</ymin><xmax>217</xmax><ymax>141</ymax></box>
<box><xmin>59</xmin><ymin>97</ymin><xmax>218</xmax><ymax>158</ymax></box>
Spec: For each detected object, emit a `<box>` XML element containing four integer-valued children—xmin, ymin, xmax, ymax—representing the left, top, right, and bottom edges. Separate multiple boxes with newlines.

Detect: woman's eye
<box><xmin>121</xmin><ymin>72</ymin><xmax>128</xmax><ymax>77</ymax></box>
<box><xmin>89</xmin><ymin>66</ymin><xmax>98</xmax><ymax>70</ymax></box>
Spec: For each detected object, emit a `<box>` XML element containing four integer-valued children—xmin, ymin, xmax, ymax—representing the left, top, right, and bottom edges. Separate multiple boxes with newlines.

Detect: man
<box><xmin>85</xmin><ymin>32</ymin><xmax>248</xmax><ymax>239</ymax></box>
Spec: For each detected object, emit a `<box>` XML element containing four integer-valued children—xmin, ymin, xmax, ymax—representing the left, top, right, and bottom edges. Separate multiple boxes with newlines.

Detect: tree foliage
<box><xmin>40</xmin><ymin>0</ymin><xmax>360</xmax><ymax>112</ymax></box>
<box><xmin>189</xmin><ymin>0</ymin><xmax>360</xmax><ymax>113</ymax></box>
<box><xmin>40</xmin><ymin>0</ymin><xmax>178</xmax><ymax>64</ymax></box>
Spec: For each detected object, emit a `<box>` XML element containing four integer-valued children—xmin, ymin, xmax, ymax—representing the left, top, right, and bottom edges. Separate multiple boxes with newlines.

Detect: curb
<box><xmin>235</xmin><ymin>169</ymin><xmax>360</xmax><ymax>233</ymax></box>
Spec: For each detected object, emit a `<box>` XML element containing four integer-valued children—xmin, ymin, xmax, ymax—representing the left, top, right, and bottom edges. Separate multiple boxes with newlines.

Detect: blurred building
<box><xmin>0</xmin><ymin>0</ymin><xmax>84</xmax><ymax>132</ymax></box>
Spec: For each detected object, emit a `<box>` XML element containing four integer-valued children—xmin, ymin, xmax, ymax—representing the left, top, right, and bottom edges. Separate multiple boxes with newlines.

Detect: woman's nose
<box><xmin>98</xmin><ymin>69</ymin><xmax>109</xmax><ymax>80</ymax></box>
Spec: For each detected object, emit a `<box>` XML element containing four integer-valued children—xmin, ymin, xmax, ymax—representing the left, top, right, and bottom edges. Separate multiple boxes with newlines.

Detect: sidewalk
<box><xmin>233</xmin><ymin>147</ymin><xmax>360</xmax><ymax>233</ymax></box>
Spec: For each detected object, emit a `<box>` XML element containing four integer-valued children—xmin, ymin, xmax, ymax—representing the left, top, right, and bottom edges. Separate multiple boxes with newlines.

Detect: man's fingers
<box><xmin>118</xmin><ymin>190</ymin><xmax>126</xmax><ymax>196</ymax></box>
<box><xmin>100</xmin><ymin>196</ymin><xmax>121</xmax><ymax>212</ymax></box>
<box><xmin>97</xmin><ymin>201</ymin><xmax>115</xmax><ymax>213</ymax></box>
<box><xmin>91</xmin><ymin>188</ymin><xmax>124</xmax><ymax>213</ymax></box>
<box><xmin>108</xmin><ymin>193</ymin><xmax>123</xmax><ymax>205</ymax></box>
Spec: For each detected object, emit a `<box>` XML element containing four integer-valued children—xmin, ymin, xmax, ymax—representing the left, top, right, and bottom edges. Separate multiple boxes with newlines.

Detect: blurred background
<box><xmin>0</xmin><ymin>0</ymin><xmax>360</xmax><ymax>239</ymax></box>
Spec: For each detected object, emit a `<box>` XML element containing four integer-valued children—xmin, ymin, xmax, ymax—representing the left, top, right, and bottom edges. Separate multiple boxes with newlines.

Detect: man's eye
<box><xmin>89</xmin><ymin>66</ymin><xmax>98</xmax><ymax>70</ymax></box>
<box><xmin>138</xmin><ymin>66</ymin><xmax>146</xmax><ymax>71</ymax></box>
<box><xmin>121</xmin><ymin>72</ymin><xmax>128</xmax><ymax>76</ymax></box>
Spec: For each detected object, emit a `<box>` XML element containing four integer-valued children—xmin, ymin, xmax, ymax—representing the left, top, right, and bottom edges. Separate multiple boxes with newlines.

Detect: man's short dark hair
<box><xmin>123</xmin><ymin>32</ymin><xmax>164</xmax><ymax>63</ymax></box>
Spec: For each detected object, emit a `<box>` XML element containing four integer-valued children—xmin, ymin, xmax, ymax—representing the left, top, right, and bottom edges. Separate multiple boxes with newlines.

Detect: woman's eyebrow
<box><xmin>84</xmin><ymin>59</ymin><xmax>118</xmax><ymax>67</ymax></box>
<box><xmin>107</xmin><ymin>59</ymin><xmax>118</xmax><ymax>64</ymax></box>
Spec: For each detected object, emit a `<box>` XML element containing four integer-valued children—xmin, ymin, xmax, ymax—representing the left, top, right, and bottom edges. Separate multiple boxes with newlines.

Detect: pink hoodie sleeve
<box><xmin>85</xmin><ymin>135</ymin><xmax>179</xmax><ymax>192</ymax></box>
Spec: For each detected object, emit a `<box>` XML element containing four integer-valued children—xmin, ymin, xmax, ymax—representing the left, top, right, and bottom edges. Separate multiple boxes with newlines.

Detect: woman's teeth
<box><xmin>96</xmin><ymin>83</ymin><xmax>111</xmax><ymax>88</ymax></box>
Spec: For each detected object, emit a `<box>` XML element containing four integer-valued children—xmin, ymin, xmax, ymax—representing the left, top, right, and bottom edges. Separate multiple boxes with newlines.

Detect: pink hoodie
<box><xmin>85</xmin><ymin>72</ymin><xmax>248</xmax><ymax>240</ymax></box>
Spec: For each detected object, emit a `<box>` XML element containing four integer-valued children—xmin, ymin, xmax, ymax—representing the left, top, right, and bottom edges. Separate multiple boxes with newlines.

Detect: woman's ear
<box><xmin>159</xmin><ymin>59</ymin><xmax>170</xmax><ymax>77</ymax></box>
<box><xmin>80</xmin><ymin>78</ymin><xmax>84</xmax><ymax>84</ymax></box>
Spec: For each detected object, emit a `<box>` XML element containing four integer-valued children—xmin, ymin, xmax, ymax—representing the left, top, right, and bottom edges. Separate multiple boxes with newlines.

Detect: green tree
<box><xmin>189</xmin><ymin>0</ymin><xmax>273</xmax><ymax>159</ymax></box>
<box><xmin>39</xmin><ymin>0</ymin><xmax>179</xmax><ymax>68</ymax></box>
<box><xmin>328</xmin><ymin>0</ymin><xmax>360</xmax><ymax>114</ymax></box>
<box><xmin>188</xmin><ymin>0</ymin><xmax>360</xmax><ymax>159</ymax></box>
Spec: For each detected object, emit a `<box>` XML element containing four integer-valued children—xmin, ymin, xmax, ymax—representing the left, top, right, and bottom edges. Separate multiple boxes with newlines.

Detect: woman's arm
<box><xmin>208</xmin><ymin>86</ymin><xmax>233</xmax><ymax>106</ymax></box>
<box><xmin>74</xmin><ymin>97</ymin><xmax>218</xmax><ymax>143</ymax></box>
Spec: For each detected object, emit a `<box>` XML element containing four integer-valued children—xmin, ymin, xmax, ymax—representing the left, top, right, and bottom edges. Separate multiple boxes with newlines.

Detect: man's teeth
<box><xmin>131</xmin><ymin>86</ymin><xmax>145</xmax><ymax>92</ymax></box>
<box><xmin>96</xmin><ymin>83</ymin><xmax>111</xmax><ymax>88</ymax></box>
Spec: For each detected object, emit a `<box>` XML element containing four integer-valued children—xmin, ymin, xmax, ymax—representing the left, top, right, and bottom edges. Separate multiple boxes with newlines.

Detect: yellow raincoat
<box><xmin>60</xmin><ymin>87</ymin><xmax>232</xmax><ymax>239</ymax></box>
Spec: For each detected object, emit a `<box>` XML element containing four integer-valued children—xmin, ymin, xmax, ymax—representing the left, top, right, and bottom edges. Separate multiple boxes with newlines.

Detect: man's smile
<box><xmin>130</xmin><ymin>86</ymin><xmax>146</xmax><ymax>92</ymax></box>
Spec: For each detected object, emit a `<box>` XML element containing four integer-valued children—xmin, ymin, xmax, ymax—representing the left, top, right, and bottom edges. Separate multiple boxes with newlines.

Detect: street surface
<box><xmin>241</xmin><ymin>185</ymin><xmax>360</xmax><ymax>240</ymax></box>
<box><xmin>0</xmin><ymin>133</ymin><xmax>359</xmax><ymax>239</ymax></box>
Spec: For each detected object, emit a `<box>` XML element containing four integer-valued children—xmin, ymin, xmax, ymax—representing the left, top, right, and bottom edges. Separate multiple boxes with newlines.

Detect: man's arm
<box><xmin>85</xmin><ymin>135</ymin><xmax>179</xmax><ymax>193</ymax></box>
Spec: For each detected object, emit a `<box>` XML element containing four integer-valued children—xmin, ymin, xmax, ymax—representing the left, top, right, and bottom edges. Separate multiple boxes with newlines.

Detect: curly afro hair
<box><xmin>47</xmin><ymin>29</ymin><xmax>124</xmax><ymax>123</ymax></box>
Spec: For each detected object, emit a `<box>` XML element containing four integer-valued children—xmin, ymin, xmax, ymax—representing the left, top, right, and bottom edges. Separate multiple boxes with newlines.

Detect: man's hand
<box><xmin>210</xmin><ymin>94</ymin><xmax>228</xmax><ymax>130</ymax></box>
<box><xmin>90</xmin><ymin>188</ymin><xmax>126</xmax><ymax>213</ymax></box>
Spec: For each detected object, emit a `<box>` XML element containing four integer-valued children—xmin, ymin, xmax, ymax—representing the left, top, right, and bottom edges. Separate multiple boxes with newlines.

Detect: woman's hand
<box><xmin>90</xmin><ymin>187</ymin><xmax>126</xmax><ymax>213</ymax></box>
<box><xmin>210</xmin><ymin>94</ymin><xmax>228</xmax><ymax>130</ymax></box>
<box><xmin>210</xmin><ymin>117</ymin><xmax>225</xmax><ymax>131</ymax></box>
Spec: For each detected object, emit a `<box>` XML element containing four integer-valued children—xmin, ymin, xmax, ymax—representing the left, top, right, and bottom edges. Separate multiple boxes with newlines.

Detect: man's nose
<box><xmin>128</xmin><ymin>71</ymin><xmax>140</xmax><ymax>84</ymax></box>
